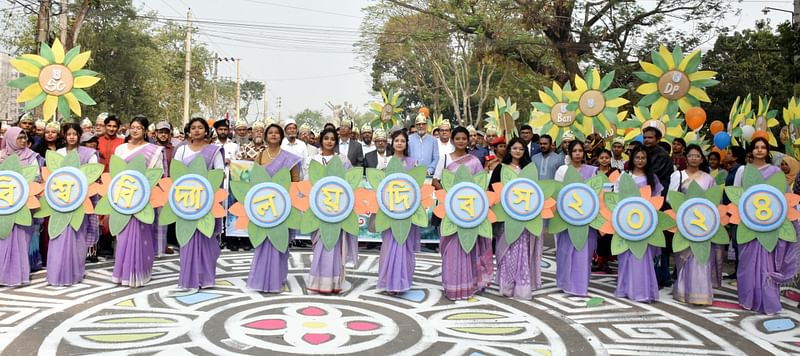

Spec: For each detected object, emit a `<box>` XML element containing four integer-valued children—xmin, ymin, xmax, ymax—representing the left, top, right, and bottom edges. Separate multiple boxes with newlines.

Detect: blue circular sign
<box><xmin>556</xmin><ymin>183</ymin><xmax>599</xmax><ymax>226</ymax></box>
<box><xmin>376</xmin><ymin>173</ymin><xmax>420</xmax><ymax>220</ymax></box>
<box><xmin>108</xmin><ymin>170</ymin><xmax>151</xmax><ymax>215</ymax></box>
<box><xmin>611</xmin><ymin>197</ymin><xmax>658</xmax><ymax>242</ymax></box>
<box><xmin>309</xmin><ymin>176</ymin><xmax>354</xmax><ymax>223</ymax></box>
<box><xmin>676</xmin><ymin>198</ymin><xmax>720</xmax><ymax>242</ymax></box>
<box><xmin>0</xmin><ymin>171</ymin><xmax>28</xmax><ymax>215</ymax></box>
<box><xmin>45</xmin><ymin>166</ymin><xmax>88</xmax><ymax>213</ymax></box>
<box><xmin>444</xmin><ymin>182</ymin><xmax>489</xmax><ymax>229</ymax></box>
<box><xmin>500</xmin><ymin>178</ymin><xmax>544</xmax><ymax>221</ymax></box>
<box><xmin>168</xmin><ymin>174</ymin><xmax>213</xmax><ymax>221</ymax></box>
<box><xmin>245</xmin><ymin>182</ymin><xmax>291</xmax><ymax>228</ymax></box>
<box><xmin>739</xmin><ymin>184</ymin><xmax>787</xmax><ymax>232</ymax></box>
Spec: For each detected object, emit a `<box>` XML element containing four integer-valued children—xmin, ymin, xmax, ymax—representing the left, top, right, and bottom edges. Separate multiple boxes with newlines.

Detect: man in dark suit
<box><xmin>363</xmin><ymin>129</ymin><xmax>389</xmax><ymax>171</ymax></box>
<box><xmin>336</xmin><ymin>119</ymin><xmax>364</xmax><ymax>167</ymax></box>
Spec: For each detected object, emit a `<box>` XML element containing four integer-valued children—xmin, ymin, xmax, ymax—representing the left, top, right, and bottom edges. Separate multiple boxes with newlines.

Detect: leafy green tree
<box><xmin>239</xmin><ymin>80</ymin><xmax>265</xmax><ymax>119</ymax></box>
<box><xmin>293</xmin><ymin>108</ymin><xmax>325</xmax><ymax>131</ymax></box>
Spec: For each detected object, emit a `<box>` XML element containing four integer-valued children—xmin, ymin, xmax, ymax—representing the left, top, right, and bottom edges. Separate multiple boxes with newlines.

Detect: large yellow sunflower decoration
<box><xmin>565</xmin><ymin>68</ymin><xmax>629</xmax><ymax>136</ymax></box>
<box><xmin>746</xmin><ymin>95</ymin><xmax>780</xmax><ymax>147</ymax></box>
<box><xmin>618</xmin><ymin>105</ymin><xmax>684</xmax><ymax>144</ymax></box>
<box><xmin>635</xmin><ymin>45</ymin><xmax>717</xmax><ymax>118</ymax></box>
<box><xmin>369</xmin><ymin>88</ymin><xmax>404</xmax><ymax>131</ymax></box>
<box><xmin>531</xmin><ymin>81</ymin><xmax>583</xmax><ymax>145</ymax></box>
<box><xmin>428</xmin><ymin>113</ymin><xmax>444</xmax><ymax>133</ymax></box>
<box><xmin>485</xmin><ymin>97</ymin><xmax>520</xmax><ymax>138</ymax></box>
<box><xmin>8</xmin><ymin>39</ymin><xmax>100</xmax><ymax>121</ymax></box>
<box><xmin>727</xmin><ymin>95</ymin><xmax>754</xmax><ymax>147</ymax></box>
<box><xmin>782</xmin><ymin>97</ymin><xmax>800</xmax><ymax>157</ymax></box>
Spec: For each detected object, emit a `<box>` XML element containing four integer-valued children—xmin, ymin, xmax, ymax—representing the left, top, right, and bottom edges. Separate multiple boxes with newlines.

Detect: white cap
<box><xmin>284</xmin><ymin>118</ymin><xmax>297</xmax><ymax>128</ymax></box>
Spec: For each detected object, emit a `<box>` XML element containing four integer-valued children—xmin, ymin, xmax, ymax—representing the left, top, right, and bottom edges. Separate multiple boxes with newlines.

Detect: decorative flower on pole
<box><xmin>783</xmin><ymin>97</ymin><xmax>800</xmax><ymax>156</ymax></box>
<box><xmin>369</xmin><ymin>89</ymin><xmax>404</xmax><ymax>131</ymax></box>
<box><xmin>485</xmin><ymin>97</ymin><xmax>520</xmax><ymax>138</ymax></box>
<box><xmin>727</xmin><ymin>95</ymin><xmax>753</xmax><ymax>147</ymax></box>
<box><xmin>618</xmin><ymin>106</ymin><xmax>685</xmax><ymax>144</ymax></box>
<box><xmin>365</xmin><ymin>157</ymin><xmax>434</xmax><ymax>245</ymax></box>
<box><xmin>547</xmin><ymin>166</ymin><xmax>609</xmax><ymax>250</ymax></box>
<box><xmin>725</xmin><ymin>165</ymin><xmax>800</xmax><ymax>252</ymax></box>
<box><xmin>530</xmin><ymin>81</ymin><xmax>582</xmax><ymax>145</ymax></box>
<box><xmin>34</xmin><ymin>150</ymin><xmax>104</xmax><ymax>237</ymax></box>
<box><xmin>599</xmin><ymin>173</ymin><xmax>675</xmax><ymax>258</ymax></box>
<box><xmin>228</xmin><ymin>167</ymin><xmax>301</xmax><ymax>252</ymax></box>
<box><xmin>0</xmin><ymin>155</ymin><xmax>43</xmax><ymax>238</ymax></box>
<box><xmin>666</xmin><ymin>181</ymin><xmax>728</xmax><ymax>263</ymax></box>
<box><xmin>491</xmin><ymin>163</ymin><xmax>557</xmax><ymax>245</ymax></box>
<box><xmin>635</xmin><ymin>45</ymin><xmax>718</xmax><ymax>118</ymax></box>
<box><xmin>158</xmin><ymin>156</ymin><xmax>227</xmax><ymax>246</ymax></box>
<box><xmin>565</xmin><ymin>68</ymin><xmax>629</xmax><ymax>136</ymax></box>
<box><xmin>300</xmin><ymin>156</ymin><xmax>362</xmax><ymax>251</ymax></box>
<box><xmin>746</xmin><ymin>96</ymin><xmax>780</xmax><ymax>147</ymax></box>
<box><xmin>9</xmin><ymin>39</ymin><xmax>100</xmax><ymax>121</ymax></box>
<box><xmin>433</xmin><ymin>165</ymin><xmax>498</xmax><ymax>253</ymax></box>
<box><xmin>93</xmin><ymin>155</ymin><xmax>164</xmax><ymax>236</ymax></box>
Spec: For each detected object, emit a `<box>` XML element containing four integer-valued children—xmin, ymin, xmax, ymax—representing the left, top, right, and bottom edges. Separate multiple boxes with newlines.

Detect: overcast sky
<box><xmin>134</xmin><ymin>0</ymin><xmax>795</xmax><ymax>123</ymax></box>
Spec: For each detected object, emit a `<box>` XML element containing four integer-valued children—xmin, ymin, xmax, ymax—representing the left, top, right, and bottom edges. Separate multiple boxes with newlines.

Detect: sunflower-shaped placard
<box><xmin>547</xmin><ymin>166</ymin><xmax>608</xmax><ymax>249</ymax></box>
<box><xmin>725</xmin><ymin>165</ymin><xmax>800</xmax><ymax>252</ymax></box>
<box><xmin>228</xmin><ymin>167</ymin><xmax>300</xmax><ymax>252</ymax></box>
<box><xmin>491</xmin><ymin>163</ymin><xmax>557</xmax><ymax>245</ymax></box>
<box><xmin>9</xmin><ymin>39</ymin><xmax>100</xmax><ymax>121</ymax></box>
<box><xmin>531</xmin><ymin>81</ymin><xmax>583</xmax><ymax>145</ymax></box>
<box><xmin>566</xmin><ymin>68</ymin><xmax>629</xmax><ymax>136</ymax></box>
<box><xmin>783</xmin><ymin>97</ymin><xmax>800</xmax><ymax>155</ymax></box>
<box><xmin>746</xmin><ymin>96</ymin><xmax>780</xmax><ymax>147</ymax></box>
<box><xmin>433</xmin><ymin>165</ymin><xmax>498</xmax><ymax>253</ymax></box>
<box><xmin>485</xmin><ymin>97</ymin><xmax>520</xmax><ymax>138</ymax></box>
<box><xmin>0</xmin><ymin>155</ymin><xmax>43</xmax><ymax>238</ymax></box>
<box><xmin>34</xmin><ymin>150</ymin><xmax>103</xmax><ymax>237</ymax></box>
<box><xmin>369</xmin><ymin>88</ymin><xmax>404</xmax><ymax>131</ymax></box>
<box><xmin>93</xmin><ymin>155</ymin><xmax>164</xmax><ymax>236</ymax></box>
<box><xmin>300</xmin><ymin>156</ymin><xmax>362</xmax><ymax>250</ymax></box>
<box><xmin>158</xmin><ymin>156</ymin><xmax>227</xmax><ymax>246</ymax></box>
<box><xmin>727</xmin><ymin>95</ymin><xmax>753</xmax><ymax>146</ymax></box>
<box><xmin>635</xmin><ymin>45</ymin><xmax>718</xmax><ymax>118</ymax></box>
<box><xmin>599</xmin><ymin>173</ymin><xmax>675</xmax><ymax>258</ymax></box>
<box><xmin>665</xmin><ymin>181</ymin><xmax>728</xmax><ymax>263</ymax></box>
<box><xmin>366</xmin><ymin>157</ymin><xmax>434</xmax><ymax>245</ymax></box>
<box><xmin>618</xmin><ymin>106</ymin><xmax>684</xmax><ymax>144</ymax></box>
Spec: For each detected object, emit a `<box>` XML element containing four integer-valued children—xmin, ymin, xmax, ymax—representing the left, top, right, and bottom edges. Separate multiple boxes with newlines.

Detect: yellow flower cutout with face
<box><xmin>635</xmin><ymin>45</ymin><xmax>717</xmax><ymax>119</ymax></box>
<box><xmin>565</xmin><ymin>68</ymin><xmax>629</xmax><ymax>137</ymax></box>
<box><xmin>618</xmin><ymin>106</ymin><xmax>684</xmax><ymax>144</ymax></box>
<box><xmin>9</xmin><ymin>39</ymin><xmax>100</xmax><ymax>121</ymax></box>
<box><xmin>746</xmin><ymin>96</ymin><xmax>780</xmax><ymax>147</ymax></box>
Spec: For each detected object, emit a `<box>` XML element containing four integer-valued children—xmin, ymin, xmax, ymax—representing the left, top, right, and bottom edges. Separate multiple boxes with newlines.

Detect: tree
<box><xmin>293</xmin><ymin>109</ymin><xmax>325</xmax><ymax>131</ymax></box>
<box><xmin>239</xmin><ymin>80</ymin><xmax>265</xmax><ymax>119</ymax></box>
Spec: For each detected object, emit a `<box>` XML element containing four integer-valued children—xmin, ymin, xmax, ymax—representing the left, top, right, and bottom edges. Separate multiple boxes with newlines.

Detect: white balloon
<box><xmin>741</xmin><ymin>125</ymin><xmax>755</xmax><ymax>142</ymax></box>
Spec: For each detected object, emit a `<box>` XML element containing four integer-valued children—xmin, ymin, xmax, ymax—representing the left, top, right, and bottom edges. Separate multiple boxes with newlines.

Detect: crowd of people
<box><xmin>0</xmin><ymin>108</ymin><xmax>797</xmax><ymax>316</ymax></box>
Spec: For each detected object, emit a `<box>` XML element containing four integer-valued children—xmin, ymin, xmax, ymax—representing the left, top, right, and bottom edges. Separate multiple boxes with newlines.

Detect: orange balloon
<box><xmin>752</xmin><ymin>130</ymin><xmax>769</xmax><ymax>142</ymax></box>
<box><xmin>207</xmin><ymin>118</ymin><xmax>215</xmax><ymax>126</ymax></box>
<box><xmin>712</xmin><ymin>146</ymin><xmax>726</xmax><ymax>161</ymax></box>
<box><xmin>418</xmin><ymin>107</ymin><xmax>430</xmax><ymax>119</ymax></box>
<box><xmin>685</xmin><ymin>107</ymin><xmax>707</xmax><ymax>130</ymax></box>
<box><xmin>709</xmin><ymin>120</ymin><xmax>724</xmax><ymax>135</ymax></box>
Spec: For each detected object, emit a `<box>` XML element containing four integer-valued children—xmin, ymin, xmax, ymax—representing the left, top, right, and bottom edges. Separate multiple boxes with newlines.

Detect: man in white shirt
<box><xmin>437</xmin><ymin>120</ymin><xmax>454</xmax><ymax>156</ymax></box>
<box><xmin>364</xmin><ymin>129</ymin><xmax>389</xmax><ymax>169</ymax></box>
<box><xmin>298</xmin><ymin>123</ymin><xmax>319</xmax><ymax>156</ymax></box>
<box><xmin>213</xmin><ymin>119</ymin><xmax>239</xmax><ymax>165</ymax></box>
<box><xmin>361</xmin><ymin>123</ymin><xmax>376</xmax><ymax>154</ymax></box>
<box><xmin>610</xmin><ymin>136</ymin><xmax>626</xmax><ymax>170</ymax></box>
<box><xmin>281</xmin><ymin>118</ymin><xmax>310</xmax><ymax>177</ymax></box>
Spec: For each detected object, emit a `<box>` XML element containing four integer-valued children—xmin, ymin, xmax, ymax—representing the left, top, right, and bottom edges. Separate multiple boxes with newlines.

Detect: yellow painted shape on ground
<box><xmin>114</xmin><ymin>299</ymin><xmax>135</xmax><ymax>307</ymax></box>
<box><xmin>445</xmin><ymin>312</ymin><xmax>503</xmax><ymax>320</ymax></box>
<box><xmin>98</xmin><ymin>317</ymin><xmax>175</xmax><ymax>324</ymax></box>
<box><xmin>450</xmin><ymin>327</ymin><xmax>523</xmax><ymax>335</ymax></box>
<box><xmin>83</xmin><ymin>332</ymin><xmax>166</xmax><ymax>343</ymax></box>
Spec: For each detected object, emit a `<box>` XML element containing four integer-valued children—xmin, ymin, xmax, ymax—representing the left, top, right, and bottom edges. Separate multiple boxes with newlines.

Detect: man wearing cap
<box><xmin>336</xmin><ymin>119</ymin><xmax>364</xmax><ymax>167</ymax></box>
<box><xmin>233</xmin><ymin>119</ymin><xmax>250</xmax><ymax>145</ymax></box>
<box><xmin>437</xmin><ymin>120</ymin><xmax>454</xmax><ymax>156</ymax></box>
<box><xmin>409</xmin><ymin>113</ymin><xmax>439</xmax><ymax>176</ymax></box>
<box><xmin>34</xmin><ymin>119</ymin><xmax>45</xmax><ymax>137</ymax></box>
<box><xmin>94</xmin><ymin>113</ymin><xmax>107</xmax><ymax>138</ymax></box>
<box><xmin>81</xmin><ymin>118</ymin><xmax>94</xmax><ymax>136</ymax></box>
<box><xmin>485</xmin><ymin>127</ymin><xmax>498</xmax><ymax>154</ymax></box>
<box><xmin>281</xmin><ymin>118</ymin><xmax>311</xmax><ymax>177</ymax></box>
<box><xmin>297</xmin><ymin>123</ymin><xmax>319</xmax><ymax>155</ymax></box>
<box><xmin>154</xmin><ymin>121</ymin><xmax>176</xmax><ymax>173</ymax></box>
<box><xmin>361</xmin><ymin>123</ymin><xmax>375</xmax><ymax>154</ymax></box>
<box><xmin>236</xmin><ymin>120</ymin><xmax>266</xmax><ymax>161</ymax></box>
<box><xmin>611</xmin><ymin>137</ymin><xmax>626</xmax><ymax>170</ymax></box>
<box><xmin>17</xmin><ymin>114</ymin><xmax>38</xmax><ymax>147</ymax></box>
<box><xmin>213</xmin><ymin>119</ymin><xmax>238</xmax><ymax>166</ymax></box>
<box><xmin>469</xmin><ymin>129</ymin><xmax>490</xmax><ymax>166</ymax></box>
<box><xmin>364</xmin><ymin>129</ymin><xmax>389</xmax><ymax>170</ymax></box>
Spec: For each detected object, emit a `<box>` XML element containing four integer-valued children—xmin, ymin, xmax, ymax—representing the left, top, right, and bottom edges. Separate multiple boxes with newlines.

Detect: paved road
<box><xmin>0</xmin><ymin>247</ymin><xmax>799</xmax><ymax>355</ymax></box>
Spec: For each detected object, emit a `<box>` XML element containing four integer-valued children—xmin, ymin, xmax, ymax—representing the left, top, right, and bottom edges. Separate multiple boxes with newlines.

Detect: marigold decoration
<box><xmin>369</xmin><ymin>89</ymin><xmax>404</xmax><ymax>131</ymax></box>
<box><xmin>433</xmin><ymin>165</ymin><xmax>499</xmax><ymax>253</ymax></box>
<box><xmin>548</xmin><ymin>166</ymin><xmax>609</xmax><ymax>250</ymax></box>
<box><xmin>158</xmin><ymin>156</ymin><xmax>227</xmax><ymax>246</ymax></box>
<box><xmin>228</xmin><ymin>168</ymin><xmax>301</xmax><ymax>252</ymax></box>
<box><xmin>491</xmin><ymin>163</ymin><xmax>557</xmax><ymax>245</ymax></box>
<box><xmin>635</xmin><ymin>45</ymin><xmax>717</xmax><ymax>118</ymax></box>
<box><xmin>725</xmin><ymin>165</ymin><xmax>800</xmax><ymax>252</ymax></box>
<box><xmin>9</xmin><ymin>39</ymin><xmax>100</xmax><ymax>121</ymax></box>
<box><xmin>599</xmin><ymin>173</ymin><xmax>675</xmax><ymax>259</ymax></box>
<box><xmin>34</xmin><ymin>150</ymin><xmax>104</xmax><ymax>237</ymax></box>
<box><xmin>485</xmin><ymin>97</ymin><xmax>520</xmax><ymax>138</ymax></box>
<box><xmin>666</xmin><ymin>181</ymin><xmax>729</xmax><ymax>264</ymax></box>
<box><xmin>745</xmin><ymin>96</ymin><xmax>780</xmax><ymax>147</ymax></box>
<box><xmin>617</xmin><ymin>106</ymin><xmax>684</xmax><ymax>144</ymax></box>
<box><xmin>531</xmin><ymin>81</ymin><xmax>583</xmax><ymax>145</ymax></box>
<box><xmin>0</xmin><ymin>155</ymin><xmax>43</xmax><ymax>238</ymax></box>
<box><xmin>365</xmin><ymin>157</ymin><xmax>434</xmax><ymax>244</ymax></box>
<box><xmin>300</xmin><ymin>156</ymin><xmax>362</xmax><ymax>251</ymax></box>
<box><xmin>565</xmin><ymin>68</ymin><xmax>629</xmax><ymax>136</ymax></box>
<box><xmin>727</xmin><ymin>95</ymin><xmax>754</xmax><ymax>146</ymax></box>
<box><xmin>93</xmin><ymin>155</ymin><xmax>164</xmax><ymax>236</ymax></box>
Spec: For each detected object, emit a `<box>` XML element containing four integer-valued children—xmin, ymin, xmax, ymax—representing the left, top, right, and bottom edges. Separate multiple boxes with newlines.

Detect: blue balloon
<box><xmin>714</xmin><ymin>132</ymin><xmax>731</xmax><ymax>149</ymax></box>
<box><xmin>634</xmin><ymin>134</ymin><xmax>643</xmax><ymax>143</ymax></box>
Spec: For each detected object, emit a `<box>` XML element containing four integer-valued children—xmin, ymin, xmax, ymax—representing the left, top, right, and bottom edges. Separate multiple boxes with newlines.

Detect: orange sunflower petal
<box><xmin>541</xmin><ymin>208</ymin><xmax>554</xmax><ymax>219</ymax></box>
<box><xmin>491</xmin><ymin>182</ymin><xmax>504</xmax><ymax>194</ymax></box>
<box><xmin>608</xmin><ymin>170</ymin><xmax>621</xmax><ymax>183</ymax></box>
<box><xmin>786</xmin><ymin>193</ymin><xmax>800</xmax><ymax>206</ymax></box>
<box><xmin>354</xmin><ymin>188</ymin><xmax>376</xmax><ymax>215</ymax></box>
<box><xmin>650</xmin><ymin>196</ymin><xmax>664</xmax><ymax>210</ymax></box>
<box><xmin>212</xmin><ymin>189</ymin><xmax>228</xmax><ymax>218</ymax></box>
<box><xmin>26</xmin><ymin>196</ymin><xmax>39</xmax><ymax>209</ymax></box>
<box><xmin>235</xmin><ymin>214</ymin><xmax>249</xmax><ymax>230</ymax></box>
<box><xmin>421</xmin><ymin>185</ymin><xmax>436</xmax><ymax>208</ymax></box>
<box><xmin>150</xmin><ymin>182</ymin><xmax>169</xmax><ymax>208</ymax></box>
<box><xmin>28</xmin><ymin>182</ymin><xmax>43</xmax><ymax>196</ymax></box>
<box><xmin>433</xmin><ymin>203</ymin><xmax>445</xmax><ymax>218</ymax></box>
<box><xmin>600</xmin><ymin>206</ymin><xmax>612</xmax><ymax>220</ymax></box>
<box><xmin>158</xmin><ymin>177</ymin><xmax>172</xmax><ymax>193</ymax></box>
<box><xmin>488</xmin><ymin>210</ymin><xmax>497</xmax><ymax>223</ymax></box>
<box><xmin>41</xmin><ymin>167</ymin><xmax>51</xmax><ymax>182</ymax></box>
<box><xmin>290</xmin><ymin>181</ymin><xmax>311</xmax><ymax>212</ymax></box>
<box><xmin>486</xmin><ymin>191</ymin><xmax>500</xmax><ymax>206</ymax></box>
<box><xmin>639</xmin><ymin>186</ymin><xmax>652</xmax><ymax>199</ymax></box>
<box><xmin>727</xmin><ymin>205</ymin><xmax>740</xmax><ymax>224</ymax></box>
<box><xmin>600</xmin><ymin>221</ymin><xmax>614</xmax><ymax>235</ymax></box>
<box><xmin>83</xmin><ymin>198</ymin><xmax>94</xmax><ymax>214</ymax></box>
<box><xmin>788</xmin><ymin>208</ymin><xmax>800</xmax><ymax>221</ymax></box>
<box><xmin>229</xmin><ymin>202</ymin><xmax>245</xmax><ymax>217</ymax></box>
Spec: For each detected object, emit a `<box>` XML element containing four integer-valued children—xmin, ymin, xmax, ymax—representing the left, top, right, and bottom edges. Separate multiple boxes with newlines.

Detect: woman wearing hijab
<box><xmin>0</xmin><ymin>128</ymin><xmax>42</xmax><ymax>286</ymax></box>
<box><xmin>779</xmin><ymin>155</ymin><xmax>799</xmax><ymax>191</ymax></box>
